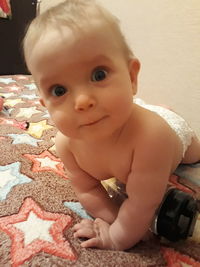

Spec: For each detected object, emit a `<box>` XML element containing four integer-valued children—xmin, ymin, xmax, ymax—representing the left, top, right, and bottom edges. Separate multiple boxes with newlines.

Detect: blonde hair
<box><xmin>23</xmin><ymin>0</ymin><xmax>134</xmax><ymax>64</ymax></box>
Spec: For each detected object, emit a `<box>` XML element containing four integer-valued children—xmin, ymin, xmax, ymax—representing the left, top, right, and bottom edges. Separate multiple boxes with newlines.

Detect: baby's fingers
<box><xmin>73</xmin><ymin>219</ymin><xmax>93</xmax><ymax>230</ymax></box>
<box><xmin>73</xmin><ymin>227</ymin><xmax>95</xmax><ymax>239</ymax></box>
<box><xmin>81</xmin><ymin>237</ymin><xmax>102</xmax><ymax>249</ymax></box>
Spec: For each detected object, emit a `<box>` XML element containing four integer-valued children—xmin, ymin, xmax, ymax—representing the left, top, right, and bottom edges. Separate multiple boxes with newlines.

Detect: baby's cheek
<box><xmin>55</xmin><ymin>117</ymin><xmax>78</xmax><ymax>138</ymax></box>
<box><xmin>113</xmin><ymin>96</ymin><xmax>133</xmax><ymax>114</ymax></box>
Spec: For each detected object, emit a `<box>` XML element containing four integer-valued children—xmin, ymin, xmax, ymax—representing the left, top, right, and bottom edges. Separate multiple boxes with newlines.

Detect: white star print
<box><xmin>37</xmin><ymin>157</ymin><xmax>58</xmax><ymax>169</ymax></box>
<box><xmin>16</xmin><ymin>107</ymin><xmax>41</xmax><ymax>118</ymax></box>
<box><xmin>14</xmin><ymin>211</ymin><xmax>54</xmax><ymax>245</ymax></box>
<box><xmin>0</xmin><ymin>170</ymin><xmax>15</xmax><ymax>188</ymax></box>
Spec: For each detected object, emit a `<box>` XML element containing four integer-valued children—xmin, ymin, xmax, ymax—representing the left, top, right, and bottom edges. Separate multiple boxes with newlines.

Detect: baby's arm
<box><xmin>74</xmin><ymin>130</ymin><xmax>175</xmax><ymax>250</ymax></box>
<box><xmin>108</xmin><ymin>140</ymin><xmax>173</xmax><ymax>249</ymax></box>
<box><xmin>56</xmin><ymin>132</ymin><xmax>119</xmax><ymax>224</ymax></box>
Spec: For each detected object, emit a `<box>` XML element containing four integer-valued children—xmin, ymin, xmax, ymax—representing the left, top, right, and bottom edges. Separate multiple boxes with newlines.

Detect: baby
<box><xmin>23</xmin><ymin>0</ymin><xmax>200</xmax><ymax>250</ymax></box>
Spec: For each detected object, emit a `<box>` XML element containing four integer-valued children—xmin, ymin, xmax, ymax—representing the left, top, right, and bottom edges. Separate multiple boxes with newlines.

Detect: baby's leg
<box><xmin>182</xmin><ymin>136</ymin><xmax>200</xmax><ymax>164</ymax></box>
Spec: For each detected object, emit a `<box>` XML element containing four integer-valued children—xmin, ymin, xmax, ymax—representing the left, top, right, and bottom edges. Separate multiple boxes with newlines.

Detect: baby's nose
<box><xmin>74</xmin><ymin>94</ymin><xmax>96</xmax><ymax>111</ymax></box>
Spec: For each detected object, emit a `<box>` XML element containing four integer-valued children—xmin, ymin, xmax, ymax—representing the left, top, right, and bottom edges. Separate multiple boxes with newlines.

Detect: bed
<box><xmin>0</xmin><ymin>75</ymin><xmax>200</xmax><ymax>266</ymax></box>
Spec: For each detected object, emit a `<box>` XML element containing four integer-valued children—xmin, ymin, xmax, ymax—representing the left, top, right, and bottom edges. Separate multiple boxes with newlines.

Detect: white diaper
<box><xmin>134</xmin><ymin>98</ymin><xmax>195</xmax><ymax>157</ymax></box>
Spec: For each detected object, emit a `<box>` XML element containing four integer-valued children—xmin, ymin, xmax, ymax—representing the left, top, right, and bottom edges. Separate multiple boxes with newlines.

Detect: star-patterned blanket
<box><xmin>0</xmin><ymin>75</ymin><xmax>200</xmax><ymax>267</ymax></box>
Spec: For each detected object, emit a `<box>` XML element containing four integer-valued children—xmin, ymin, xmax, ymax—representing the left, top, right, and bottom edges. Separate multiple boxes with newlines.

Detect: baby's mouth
<box><xmin>81</xmin><ymin>116</ymin><xmax>108</xmax><ymax>127</ymax></box>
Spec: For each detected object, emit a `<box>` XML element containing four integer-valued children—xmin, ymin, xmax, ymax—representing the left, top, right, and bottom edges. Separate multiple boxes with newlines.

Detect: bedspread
<box><xmin>0</xmin><ymin>75</ymin><xmax>200</xmax><ymax>267</ymax></box>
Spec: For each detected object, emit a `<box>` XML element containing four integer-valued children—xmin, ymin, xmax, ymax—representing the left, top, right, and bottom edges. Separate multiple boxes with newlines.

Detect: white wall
<box><xmin>40</xmin><ymin>0</ymin><xmax>200</xmax><ymax>137</ymax></box>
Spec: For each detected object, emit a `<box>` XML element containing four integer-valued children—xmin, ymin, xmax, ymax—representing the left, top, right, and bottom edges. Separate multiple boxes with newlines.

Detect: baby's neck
<box><xmin>76</xmin><ymin>129</ymin><xmax>123</xmax><ymax>147</ymax></box>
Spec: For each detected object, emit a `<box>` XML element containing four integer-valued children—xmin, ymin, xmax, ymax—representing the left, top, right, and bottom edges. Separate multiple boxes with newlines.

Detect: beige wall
<box><xmin>40</xmin><ymin>0</ymin><xmax>200</xmax><ymax>136</ymax></box>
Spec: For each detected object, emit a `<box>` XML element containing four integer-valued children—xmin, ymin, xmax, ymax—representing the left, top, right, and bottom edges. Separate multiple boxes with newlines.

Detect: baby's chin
<box><xmin>63</xmin><ymin>129</ymin><xmax>113</xmax><ymax>142</ymax></box>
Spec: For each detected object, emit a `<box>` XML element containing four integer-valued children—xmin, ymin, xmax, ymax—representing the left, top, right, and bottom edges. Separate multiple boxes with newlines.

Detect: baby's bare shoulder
<box><xmin>131</xmin><ymin>108</ymin><xmax>182</xmax><ymax>168</ymax></box>
<box><xmin>131</xmin><ymin>107</ymin><xmax>175</xmax><ymax>141</ymax></box>
<box><xmin>55</xmin><ymin>132</ymin><xmax>85</xmax><ymax>177</ymax></box>
<box><xmin>55</xmin><ymin>131</ymin><xmax>73</xmax><ymax>158</ymax></box>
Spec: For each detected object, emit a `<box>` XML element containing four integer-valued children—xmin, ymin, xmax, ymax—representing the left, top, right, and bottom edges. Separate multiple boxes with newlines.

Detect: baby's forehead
<box><xmin>38</xmin><ymin>23</ymin><xmax>119</xmax><ymax>54</ymax></box>
<box><xmin>28</xmin><ymin>28</ymin><xmax>116</xmax><ymax>72</ymax></box>
<box><xmin>26</xmin><ymin>18</ymin><xmax>127</xmax><ymax>74</ymax></box>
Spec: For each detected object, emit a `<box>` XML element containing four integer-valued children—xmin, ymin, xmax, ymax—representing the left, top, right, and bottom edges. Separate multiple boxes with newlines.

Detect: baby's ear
<box><xmin>39</xmin><ymin>98</ymin><xmax>46</xmax><ymax>107</ymax></box>
<box><xmin>129</xmin><ymin>58</ymin><xmax>140</xmax><ymax>95</ymax></box>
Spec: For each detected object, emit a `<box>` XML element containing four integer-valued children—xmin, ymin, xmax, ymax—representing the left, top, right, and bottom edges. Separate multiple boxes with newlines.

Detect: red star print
<box><xmin>0</xmin><ymin>0</ymin><xmax>10</xmax><ymax>13</ymax></box>
<box><xmin>0</xmin><ymin>198</ymin><xmax>76</xmax><ymax>267</ymax></box>
<box><xmin>161</xmin><ymin>247</ymin><xmax>200</xmax><ymax>267</ymax></box>
<box><xmin>24</xmin><ymin>150</ymin><xmax>68</xmax><ymax>179</ymax></box>
<box><xmin>0</xmin><ymin>118</ymin><xmax>28</xmax><ymax>130</ymax></box>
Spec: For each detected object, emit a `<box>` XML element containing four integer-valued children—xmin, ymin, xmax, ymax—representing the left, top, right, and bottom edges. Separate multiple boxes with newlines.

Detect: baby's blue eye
<box><xmin>51</xmin><ymin>85</ymin><xmax>67</xmax><ymax>97</ymax></box>
<box><xmin>91</xmin><ymin>69</ymin><xmax>107</xmax><ymax>82</ymax></box>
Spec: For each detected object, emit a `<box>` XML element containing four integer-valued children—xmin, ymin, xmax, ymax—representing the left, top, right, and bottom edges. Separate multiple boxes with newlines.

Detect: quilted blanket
<box><xmin>0</xmin><ymin>75</ymin><xmax>200</xmax><ymax>267</ymax></box>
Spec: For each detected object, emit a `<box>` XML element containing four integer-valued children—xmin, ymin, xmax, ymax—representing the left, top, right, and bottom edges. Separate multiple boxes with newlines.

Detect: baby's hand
<box><xmin>73</xmin><ymin>218</ymin><xmax>116</xmax><ymax>250</ymax></box>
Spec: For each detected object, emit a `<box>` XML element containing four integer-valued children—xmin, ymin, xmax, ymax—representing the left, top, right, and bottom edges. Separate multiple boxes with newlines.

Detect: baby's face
<box><xmin>27</xmin><ymin>24</ymin><xmax>138</xmax><ymax>141</ymax></box>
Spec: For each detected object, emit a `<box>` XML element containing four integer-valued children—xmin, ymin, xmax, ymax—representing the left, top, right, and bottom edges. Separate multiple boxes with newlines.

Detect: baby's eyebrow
<box><xmin>39</xmin><ymin>79</ymin><xmax>50</xmax><ymax>89</ymax></box>
<box><xmin>82</xmin><ymin>54</ymin><xmax>112</xmax><ymax>66</ymax></box>
<box><xmin>39</xmin><ymin>76</ymin><xmax>58</xmax><ymax>89</ymax></box>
